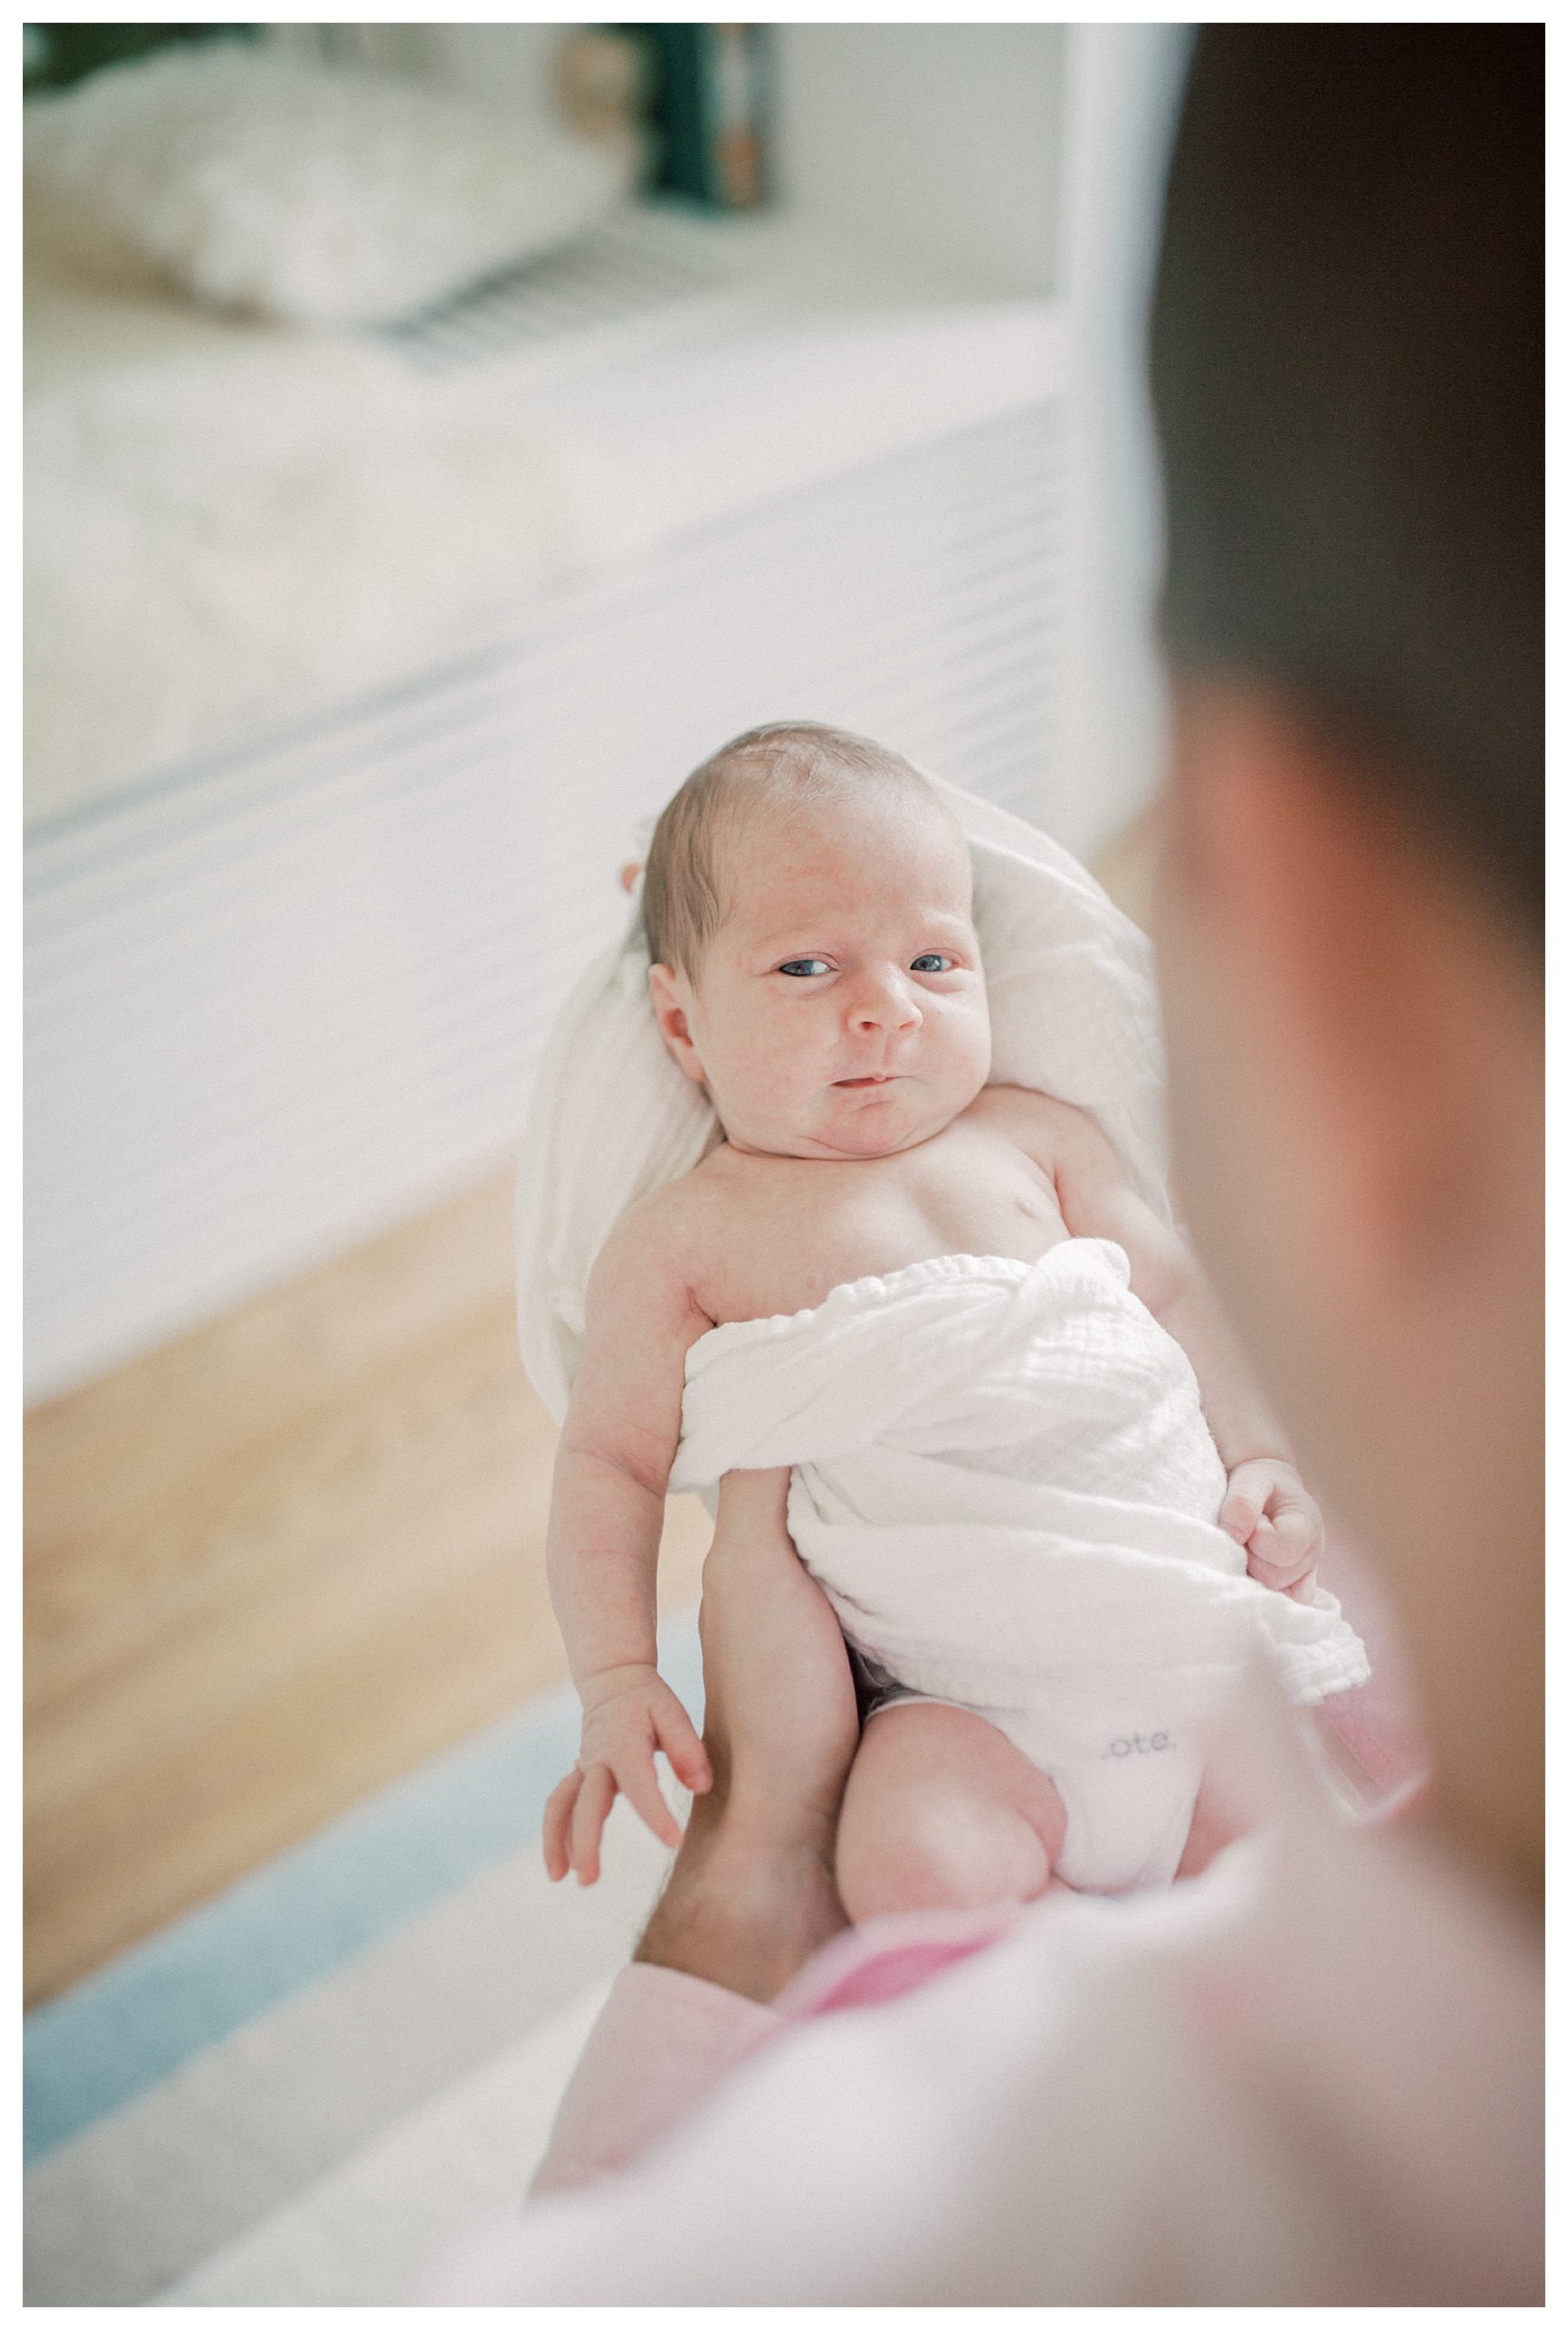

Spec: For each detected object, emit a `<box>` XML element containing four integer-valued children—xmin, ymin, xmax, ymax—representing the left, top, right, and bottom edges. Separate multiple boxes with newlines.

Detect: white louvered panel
<box><xmin>28</xmin><ymin>385</ymin><xmax>1047</xmax><ymax>849</ymax></box>
<box><xmin>25</xmin><ymin>428</ymin><xmax>1060</xmax><ymax>1012</ymax></box>
<box><xmin>25</xmin><ymin>404</ymin><xmax>1066</xmax><ymax>1400</ymax></box>
<box><xmin>25</xmin><ymin>411</ymin><xmax>1049</xmax><ymax>921</ymax></box>
<box><xmin>378</xmin><ymin>213</ymin><xmax>741</xmax><ymax>374</ymax></box>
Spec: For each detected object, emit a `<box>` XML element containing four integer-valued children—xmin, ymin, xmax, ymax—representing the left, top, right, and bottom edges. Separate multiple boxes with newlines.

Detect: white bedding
<box><xmin>25</xmin><ymin>332</ymin><xmax>633</xmax><ymax>828</ymax></box>
<box><xmin>25</xmin><ymin>207</ymin><xmax>1060</xmax><ymax>829</ymax></box>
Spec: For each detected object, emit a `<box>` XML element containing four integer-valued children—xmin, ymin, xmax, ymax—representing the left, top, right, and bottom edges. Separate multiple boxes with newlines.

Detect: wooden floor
<box><xmin>24</xmin><ymin>816</ymin><xmax>1156</xmax><ymax>2008</ymax></box>
<box><xmin>23</xmin><ymin>1182</ymin><xmax>712</xmax><ymax>2006</ymax></box>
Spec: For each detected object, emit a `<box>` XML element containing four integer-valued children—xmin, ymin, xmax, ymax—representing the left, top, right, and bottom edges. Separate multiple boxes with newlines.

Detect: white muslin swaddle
<box><xmin>671</xmin><ymin>1240</ymin><xmax>1370</xmax><ymax>1893</ymax></box>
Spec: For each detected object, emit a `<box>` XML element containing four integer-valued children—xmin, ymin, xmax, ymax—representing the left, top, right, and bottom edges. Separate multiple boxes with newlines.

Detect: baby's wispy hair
<box><xmin>642</xmin><ymin>721</ymin><xmax>953</xmax><ymax>976</ymax></box>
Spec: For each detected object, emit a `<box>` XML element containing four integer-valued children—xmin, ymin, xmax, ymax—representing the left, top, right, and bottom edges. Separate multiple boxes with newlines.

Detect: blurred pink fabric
<box><xmin>424</xmin><ymin>1549</ymin><xmax>1541</xmax><ymax>2304</ymax></box>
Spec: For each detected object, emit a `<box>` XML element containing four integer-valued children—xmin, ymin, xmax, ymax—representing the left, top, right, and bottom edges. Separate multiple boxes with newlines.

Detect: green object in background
<box><xmin>647</xmin><ymin>25</ymin><xmax>713</xmax><ymax>204</ymax></box>
<box><xmin>622</xmin><ymin>24</ymin><xmax>771</xmax><ymax>210</ymax></box>
<box><xmin>24</xmin><ymin>23</ymin><xmax>258</xmax><ymax>95</ymax></box>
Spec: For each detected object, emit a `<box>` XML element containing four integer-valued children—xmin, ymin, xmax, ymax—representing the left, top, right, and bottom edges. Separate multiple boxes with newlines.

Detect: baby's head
<box><xmin>642</xmin><ymin>723</ymin><xmax>991</xmax><ymax>1160</ymax></box>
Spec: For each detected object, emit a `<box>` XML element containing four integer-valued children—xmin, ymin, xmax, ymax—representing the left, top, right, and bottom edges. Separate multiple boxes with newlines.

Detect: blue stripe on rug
<box><xmin>25</xmin><ymin>1609</ymin><xmax>703</xmax><ymax>2165</ymax></box>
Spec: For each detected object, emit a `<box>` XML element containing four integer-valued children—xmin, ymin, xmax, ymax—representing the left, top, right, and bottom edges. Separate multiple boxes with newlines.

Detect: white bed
<box><xmin>25</xmin><ymin>30</ymin><xmax>1184</xmax><ymax>1404</ymax></box>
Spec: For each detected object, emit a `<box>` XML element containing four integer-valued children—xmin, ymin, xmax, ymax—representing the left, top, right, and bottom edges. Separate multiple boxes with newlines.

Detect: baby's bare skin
<box><xmin>542</xmin><ymin>775</ymin><xmax>1325</xmax><ymax>1902</ymax></box>
<box><xmin>670</xmin><ymin>1084</ymin><xmax>1079</xmax><ymax>1331</ymax></box>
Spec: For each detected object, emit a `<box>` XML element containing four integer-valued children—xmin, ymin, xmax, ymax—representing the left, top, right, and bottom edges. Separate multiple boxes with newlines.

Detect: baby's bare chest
<box><xmin>698</xmin><ymin>1120</ymin><xmax>1071</xmax><ymax>1327</ymax></box>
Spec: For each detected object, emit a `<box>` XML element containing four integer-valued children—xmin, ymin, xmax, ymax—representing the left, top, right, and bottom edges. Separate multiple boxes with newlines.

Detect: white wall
<box><xmin>419</xmin><ymin>23</ymin><xmax>577</xmax><ymax>124</ymax></box>
<box><xmin>268</xmin><ymin>22</ymin><xmax>578</xmax><ymax>123</ymax></box>
<box><xmin>774</xmin><ymin>25</ymin><xmax>1065</xmax><ymax>296</ymax></box>
<box><xmin>268</xmin><ymin>25</ymin><xmax>1065</xmax><ymax>296</ymax></box>
<box><xmin>1052</xmin><ymin>25</ymin><xmax>1193</xmax><ymax>845</ymax></box>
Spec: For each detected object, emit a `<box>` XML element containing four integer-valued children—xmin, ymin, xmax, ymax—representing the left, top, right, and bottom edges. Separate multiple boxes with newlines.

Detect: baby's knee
<box><xmin>835</xmin><ymin>1794</ymin><xmax>1055</xmax><ymax>1923</ymax></box>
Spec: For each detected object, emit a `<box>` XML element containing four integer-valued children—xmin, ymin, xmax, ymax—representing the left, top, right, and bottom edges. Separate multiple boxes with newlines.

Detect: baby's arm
<box><xmin>1001</xmin><ymin>1089</ymin><xmax>1324</xmax><ymax>1600</ymax></box>
<box><xmin>543</xmin><ymin>1195</ymin><xmax>716</xmax><ymax>1882</ymax></box>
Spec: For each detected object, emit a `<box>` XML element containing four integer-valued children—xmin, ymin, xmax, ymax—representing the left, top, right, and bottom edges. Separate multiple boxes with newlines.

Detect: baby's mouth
<box><xmin>835</xmin><ymin>1073</ymin><xmax>900</xmax><ymax>1089</ymax></box>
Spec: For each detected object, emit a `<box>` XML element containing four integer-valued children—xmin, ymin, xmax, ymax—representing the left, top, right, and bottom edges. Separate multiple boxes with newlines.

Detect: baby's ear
<box><xmin>648</xmin><ymin>962</ymin><xmax>707</xmax><ymax>1086</ymax></box>
<box><xmin>619</xmin><ymin>859</ymin><xmax>642</xmax><ymax>895</ymax></box>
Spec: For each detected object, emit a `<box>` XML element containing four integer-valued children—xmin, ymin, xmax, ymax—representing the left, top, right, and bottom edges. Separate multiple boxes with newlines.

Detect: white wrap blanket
<box><xmin>672</xmin><ymin>1241</ymin><xmax>1369</xmax><ymax>1773</ymax></box>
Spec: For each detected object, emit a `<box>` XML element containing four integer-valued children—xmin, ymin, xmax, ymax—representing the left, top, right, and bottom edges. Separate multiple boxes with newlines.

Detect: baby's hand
<box><xmin>542</xmin><ymin>1663</ymin><xmax>713</xmax><ymax>1883</ymax></box>
<box><xmin>1219</xmin><ymin>1457</ymin><xmax>1325</xmax><ymax>1605</ymax></box>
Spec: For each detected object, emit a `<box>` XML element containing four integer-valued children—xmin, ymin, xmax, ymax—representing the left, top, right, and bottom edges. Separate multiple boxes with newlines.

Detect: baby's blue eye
<box><xmin>911</xmin><ymin>953</ymin><xmax>956</xmax><ymax>974</ymax></box>
<box><xmin>777</xmin><ymin>957</ymin><xmax>831</xmax><ymax>978</ymax></box>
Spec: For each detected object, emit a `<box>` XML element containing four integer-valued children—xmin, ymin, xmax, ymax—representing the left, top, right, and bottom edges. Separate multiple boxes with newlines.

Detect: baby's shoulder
<box><xmin>612</xmin><ymin>1160</ymin><xmax>723</xmax><ymax>1249</ymax></box>
<box><xmin>589</xmin><ymin>1169</ymin><xmax>719</xmax><ymax>1300</ymax></box>
<box><xmin>967</xmin><ymin>1084</ymin><xmax>1139</xmax><ymax>1204</ymax></box>
<box><xmin>965</xmin><ymin>1080</ymin><xmax>1092</xmax><ymax>1156</ymax></box>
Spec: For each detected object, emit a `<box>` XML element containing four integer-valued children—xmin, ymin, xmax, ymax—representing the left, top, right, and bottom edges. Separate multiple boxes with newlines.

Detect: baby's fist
<box><xmin>1219</xmin><ymin>1457</ymin><xmax>1324</xmax><ymax>1605</ymax></box>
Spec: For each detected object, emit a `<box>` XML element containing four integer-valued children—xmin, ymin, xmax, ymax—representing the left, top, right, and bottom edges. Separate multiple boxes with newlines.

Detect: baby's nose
<box><xmin>854</xmin><ymin>978</ymin><xmax>922</xmax><ymax>1033</ymax></box>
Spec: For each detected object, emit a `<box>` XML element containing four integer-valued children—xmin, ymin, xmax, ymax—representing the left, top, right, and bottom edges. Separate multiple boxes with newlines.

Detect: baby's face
<box><xmin>651</xmin><ymin>795</ymin><xmax>991</xmax><ymax>1160</ymax></box>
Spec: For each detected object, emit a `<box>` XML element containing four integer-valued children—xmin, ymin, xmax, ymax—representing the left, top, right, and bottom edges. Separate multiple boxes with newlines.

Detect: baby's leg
<box><xmin>1173</xmin><ymin>1768</ymin><xmax>1249</xmax><ymax>1879</ymax></box>
<box><xmin>835</xmin><ymin>1701</ymin><xmax>1067</xmax><ymax>1923</ymax></box>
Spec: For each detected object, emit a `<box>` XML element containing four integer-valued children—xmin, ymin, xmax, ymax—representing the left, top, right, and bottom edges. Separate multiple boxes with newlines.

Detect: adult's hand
<box><xmin>635</xmin><ymin>1467</ymin><xmax>861</xmax><ymax>2001</ymax></box>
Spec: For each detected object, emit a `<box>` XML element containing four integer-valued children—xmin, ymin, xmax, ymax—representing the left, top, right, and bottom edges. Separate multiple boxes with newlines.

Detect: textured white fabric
<box><xmin>671</xmin><ymin>1241</ymin><xmax>1369</xmax><ymax>1889</ymax></box>
<box><xmin>24</xmin><ymin>336</ymin><xmax>636</xmax><ymax>825</ymax></box>
<box><xmin>515</xmin><ymin>779</ymin><xmax>1170</xmax><ymax>1424</ymax></box>
<box><xmin>23</xmin><ymin>46</ymin><xmax>632</xmax><ymax>328</ymax></box>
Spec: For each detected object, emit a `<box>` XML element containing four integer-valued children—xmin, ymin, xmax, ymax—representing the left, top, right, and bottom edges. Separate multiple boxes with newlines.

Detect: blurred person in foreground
<box><xmin>429</xmin><ymin>25</ymin><xmax>1542</xmax><ymax>2304</ymax></box>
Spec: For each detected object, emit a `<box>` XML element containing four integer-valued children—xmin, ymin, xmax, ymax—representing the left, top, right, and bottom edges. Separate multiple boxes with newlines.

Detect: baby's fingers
<box><xmin>1247</xmin><ymin>1516</ymin><xmax>1316</xmax><ymax>1593</ymax></box>
<box><xmin>1219</xmin><ymin>1486</ymin><xmax>1261</xmax><ymax>1545</ymax></box>
<box><xmin>617</xmin><ymin>1751</ymin><xmax>684</xmax><ymax>1851</ymax></box>
<box><xmin>1266</xmin><ymin>1484</ymin><xmax>1324</xmax><ymax>1558</ymax></box>
<box><xmin>654</xmin><ymin>1699</ymin><xmax>713</xmax><ymax>1795</ymax></box>
<box><xmin>542</xmin><ymin>1769</ymin><xmax>582</xmax><ymax>1882</ymax></box>
<box><xmin>569</xmin><ymin>1763</ymin><xmax>617</xmax><ymax>1885</ymax></box>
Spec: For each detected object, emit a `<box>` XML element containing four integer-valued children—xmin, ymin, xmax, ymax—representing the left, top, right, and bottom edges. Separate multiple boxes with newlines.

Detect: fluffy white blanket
<box><xmin>25</xmin><ymin>321</ymin><xmax>632</xmax><ymax>826</ymax></box>
<box><xmin>671</xmin><ymin>1241</ymin><xmax>1370</xmax><ymax>1726</ymax></box>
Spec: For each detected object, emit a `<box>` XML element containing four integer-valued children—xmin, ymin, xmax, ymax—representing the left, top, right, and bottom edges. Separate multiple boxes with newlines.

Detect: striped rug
<box><xmin>24</xmin><ymin>1613</ymin><xmax>703</xmax><ymax>2305</ymax></box>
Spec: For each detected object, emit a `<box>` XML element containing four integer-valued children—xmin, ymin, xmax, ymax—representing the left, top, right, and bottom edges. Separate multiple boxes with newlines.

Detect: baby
<box><xmin>541</xmin><ymin>723</ymin><xmax>1339</xmax><ymax>1915</ymax></box>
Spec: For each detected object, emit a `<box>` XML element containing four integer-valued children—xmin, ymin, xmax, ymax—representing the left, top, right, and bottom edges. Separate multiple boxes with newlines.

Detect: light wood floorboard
<box><xmin>25</xmin><ymin>1179</ymin><xmax>711</xmax><ymax>2005</ymax></box>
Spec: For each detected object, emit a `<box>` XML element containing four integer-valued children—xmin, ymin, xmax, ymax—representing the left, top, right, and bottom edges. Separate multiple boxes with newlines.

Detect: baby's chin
<box><xmin>754</xmin><ymin>1088</ymin><xmax>971</xmax><ymax>1161</ymax></box>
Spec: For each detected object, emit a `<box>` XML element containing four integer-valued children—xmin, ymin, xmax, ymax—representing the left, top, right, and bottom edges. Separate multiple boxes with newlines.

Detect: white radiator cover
<box><xmin>26</xmin><ymin>405</ymin><xmax>1100</xmax><ymax>1403</ymax></box>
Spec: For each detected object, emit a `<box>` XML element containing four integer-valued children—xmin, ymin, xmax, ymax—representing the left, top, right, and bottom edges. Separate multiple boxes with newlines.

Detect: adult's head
<box><xmin>1147</xmin><ymin>27</ymin><xmax>1542</xmax><ymax>1899</ymax></box>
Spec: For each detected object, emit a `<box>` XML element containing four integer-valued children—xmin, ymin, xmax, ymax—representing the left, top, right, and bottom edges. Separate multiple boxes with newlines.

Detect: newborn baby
<box><xmin>542</xmin><ymin>723</ymin><xmax>1361</xmax><ymax>1915</ymax></box>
